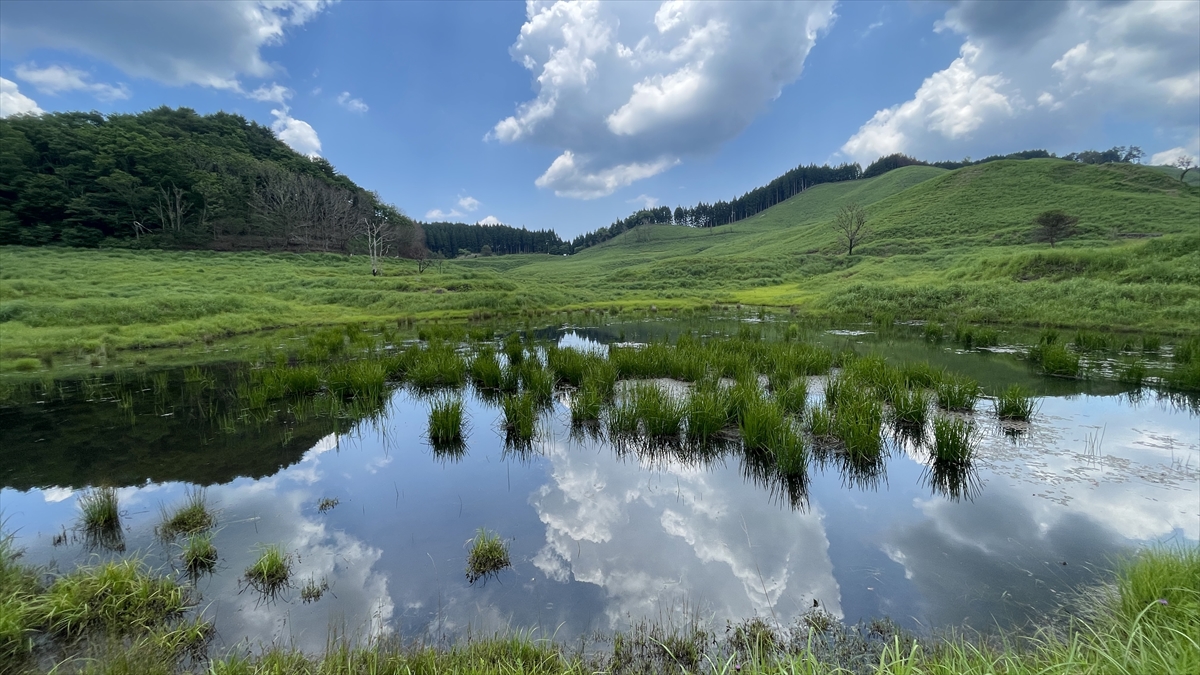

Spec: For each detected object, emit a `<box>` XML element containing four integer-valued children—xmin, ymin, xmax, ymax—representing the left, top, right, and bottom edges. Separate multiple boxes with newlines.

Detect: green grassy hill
<box><xmin>2</xmin><ymin>159</ymin><xmax>1197</xmax><ymax>365</ymax></box>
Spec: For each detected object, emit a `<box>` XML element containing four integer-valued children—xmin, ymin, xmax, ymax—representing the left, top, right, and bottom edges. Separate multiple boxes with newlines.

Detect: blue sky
<box><xmin>1</xmin><ymin>1</ymin><xmax>1197</xmax><ymax>237</ymax></box>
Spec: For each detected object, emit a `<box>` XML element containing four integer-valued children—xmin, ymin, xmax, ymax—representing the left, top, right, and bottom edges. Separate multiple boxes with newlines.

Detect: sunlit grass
<box><xmin>158</xmin><ymin>487</ymin><xmax>214</xmax><ymax>539</ymax></box>
<box><xmin>465</xmin><ymin>528</ymin><xmax>511</xmax><ymax>585</ymax></box>
<box><xmin>242</xmin><ymin>545</ymin><xmax>292</xmax><ymax>599</ymax></box>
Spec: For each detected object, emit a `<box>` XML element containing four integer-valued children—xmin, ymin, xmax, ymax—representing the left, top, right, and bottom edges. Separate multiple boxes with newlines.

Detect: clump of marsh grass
<box><xmin>738</xmin><ymin>397</ymin><xmax>785</xmax><ymax>453</ymax></box>
<box><xmin>518</xmin><ymin>361</ymin><xmax>555</xmax><ymax>404</ymax></box>
<box><xmin>932</xmin><ymin>416</ymin><xmax>976</xmax><ymax>463</ymax></box>
<box><xmin>631</xmin><ymin>382</ymin><xmax>685</xmax><ymax>439</ymax></box>
<box><xmin>39</xmin><ymin>558</ymin><xmax>192</xmax><ymax>636</ymax></box>
<box><xmin>501</xmin><ymin>392</ymin><xmax>538</xmax><ymax>445</ymax></box>
<box><xmin>407</xmin><ymin>344</ymin><xmax>467</xmax><ymax>390</ymax></box>
<box><xmin>774</xmin><ymin>377</ymin><xmax>808</xmax><ymax>415</ymax></box>
<box><xmin>468</xmin><ymin>348</ymin><xmax>504</xmax><ymax>391</ymax></box>
<box><xmin>607</xmin><ymin>392</ymin><xmax>640</xmax><ymax>438</ymax></box>
<box><xmin>1117</xmin><ymin>359</ymin><xmax>1146</xmax><ymax>388</ymax></box>
<box><xmin>78</xmin><ymin>486</ymin><xmax>120</xmax><ymax>532</ymax></box>
<box><xmin>685</xmin><ymin>385</ymin><xmax>730</xmax><ymax>443</ymax></box>
<box><xmin>1029</xmin><ymin>341</ymin><xmax>1081</xmax><ymax>377</ymax></box>
<box><xmin>465</xmin><ymin>528</ymin><xmax>511</xmax><ymax>584</ymax></box>
<box><xmin>832</xmin><ymin>387</ymin><xmax>883</xmax><ymax>461</ymax></box>
<box><xmin>994</xmin><ymin>384</ymin><xmax>1035</xmax><ymax>421</ymax></box>
<box><xmin>571</xmin><ymin>383</ymin><xmax>605</xmax><ymax>425</ymax></box>
<box><xmin>158</xmin><ymin>488</ymin><xmax>214</xmax><ymax>539</ymax></box>
<box><xmin>242</xmin><ymin>545</ymin><xmax>293</xmax><ymax>599</ymax></box>
<box><xmin>427</xmin><ymin>397</ymin><xmax>466</xmax><ymax>452</ymax></box>
<box><xmin>889</xmin><ymin>387</ymin><xmax>930</xmax><ymax>428</ymax></box>
<box><xmin>317</xmin><ymin>497</ymin><xmax>340</xmax><ymax>513</ymax></box>
<box><xmin>326</xmin><ymin>360</ymin><xmax>387</xmax><ymax>400</ymax></box>
<box><xmin>936</xmin><ymin>374</ymin><xmax>980</xmax><ymax>412</ymax></box>
<box><xmin>180</xmin><ymin>533</ymin><xmax>217</xmax><ymax>576</ymax></box>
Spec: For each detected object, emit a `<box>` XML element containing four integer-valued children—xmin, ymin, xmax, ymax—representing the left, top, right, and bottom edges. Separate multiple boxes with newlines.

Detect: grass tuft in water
<box><xmin>180</xmin><ymin>533</ymin><xmax>217</xmax><ymax>576</ymax></box>
<box><xmin>242</xmin><ymin>545</ymin><xmax>292</xmax><ymax>599</ymax></box>
<box><xmin>78</xmin><ymin>486</ymin><xmax>121</xmax><ymax>534</ymax></box>
<box><xmin>889</xmin><ymin>387</ymin><xmax>930</xmax><ymax>428</ymax></box>
<box><xmin>501</xmin><ymin>392</ymin><xmax>538</xmax><ymax>445</ymax></box>
<box><xmin>932</xmin><ymin>416</ymin><xmax>976</xmax><ymax>463</ymax></box>
<box><xmin>571</xmin><ymin>383</ymin><xmax>604</xmax><ymax>425</ymax></box>
<box><xmin>158</xmin><ymin>488</ymin><xmax>213</xmax><ymax>539</ymax></box>
<box><xmin>631</xmin><ymin>382</ymin><xmax>686</xmax><ymax>439</ymax></box>
<box><xmin>465</xmin><ymin>528</ymin><xmax>512</xmax><ymax>584</ymax></box>
<box><xmin>774</xmin><ymin>377</ymin><xmax>808</xmax><ymax>415</ymax></box>
<box><xmin>685</xmin><ymin>385</ymin><xmax>730</xmax><ymax>443</ymax></box>
<box><xmin>299</xmin><ymin>576</ymin><xmax>329</xmax><ymax>604</ymax></box>
<box><xmin>1029</xmin><ymin>341</ymin><xmax>1082</xmax><ymax>377</ymax></box>
<box><xmin>832</xmin><ymin>387</ymin><xmax>883</xmax><ymax>461</ymax></box>
<box><xmin>408</xmin><ymin>344</ymin><xmax>467</xmax><ymax>390</ymax></box>
<box><xmin>994</xmin><ymin>384</ymin><xmax>1035</xmax><ymax>421</ymax></box>
<box><xmin>39</xmin><ymin>558</ymin><xmax>192</xmax><ymax>636</ymax></box>
<box><xmin>427</xmin><ymin>397</ymin><xmax>466</xmax><ymax>451</ymax></box>
<box><xmin>936</xmin><ymin>374</ymin><xmax>980</xmax><ymax>412</ymax></box>
<box><xmin>469</xmin><ymin>348</ymin><xmax>504</xmax><ymax>391</ymax></box>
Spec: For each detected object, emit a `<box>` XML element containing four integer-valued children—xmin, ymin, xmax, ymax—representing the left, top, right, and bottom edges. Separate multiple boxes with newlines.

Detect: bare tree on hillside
<box><xmin>154</xmin><ymin>184</ymin><xmax>191</xmax><ymax>232</ymax></box>
<box><xmin>1032</xmin><ymin>210</ymin><xmax>1079</xmax><ymax>248</ymax></box>
<box><xmin>833</xmin><ymin>203</ymin><xmax>868</xmax><ymax>256</ymax></box>
<box><xmin>1175</xmin><ymin>155</ymin><xmax>1196</xmax><ymax>183</ymax></box>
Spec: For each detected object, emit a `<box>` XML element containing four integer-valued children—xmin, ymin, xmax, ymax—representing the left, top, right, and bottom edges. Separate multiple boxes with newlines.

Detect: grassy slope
<box><xmin>1</xmin><ymin>160</ymin><xmax>1197</xmax><ymax>363</ymax></box>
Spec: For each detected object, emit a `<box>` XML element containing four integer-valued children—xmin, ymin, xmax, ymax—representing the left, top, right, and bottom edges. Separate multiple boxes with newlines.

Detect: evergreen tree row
<box><xmin>422</xmin><ymin>221</ymin><xmax>569</xmax><ymax>257</ymax></box>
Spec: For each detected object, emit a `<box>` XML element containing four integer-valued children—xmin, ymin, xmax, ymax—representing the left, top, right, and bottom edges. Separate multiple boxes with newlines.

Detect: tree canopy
<box><xmin>0</xmin><ymin>107</ymin><xmax>422</xmax><ymax>257</ymax></box>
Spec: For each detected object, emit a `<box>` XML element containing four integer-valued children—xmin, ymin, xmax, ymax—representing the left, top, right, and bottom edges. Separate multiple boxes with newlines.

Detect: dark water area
<box><xmin>1</xmin><ymin>320</ymin><xmax>1196</xmax><ymax>654</ymax></box>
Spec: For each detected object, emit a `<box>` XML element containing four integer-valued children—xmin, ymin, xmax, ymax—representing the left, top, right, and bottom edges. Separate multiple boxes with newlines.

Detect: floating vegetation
<box><xmin>427</xmin><ymin>397</ymin><xmax>466</xmax><ymax>452</ymax></box>
<box><xmin>994</xmin><ymin>384</ymin><xmax>1035</xmax><ymax>421</ymax></box>
<box><xmin>158</xmin><ymin>488</ymin><xmax>214</xmax><ymax>539</ymax></box>
<box><xmin>465</xmin><ymin>528</ymin><xmax>512</xmax><ymax>584</ymax></box>
<box><xmin>1029</xmin><ymin>340</ymin><xmax>1081</xmax><ymax>377</ymax></box>
<box><xmin>932</xmin><ymin>416</ymin><xmax>976</xmax><ymax>464</ymax></box>
<box><xmin>181</xmin><ymin>532</ymin><xmax>218</xmax><ymax>576</ymax></box>
<box><xmin>242</xmin><ymin>545</ymin><xmax>293</xmax><ymax>599</ymax></box>
<box><xmin>300</xmin><ymin>575</ymin><xmax>330</xmax><ymax>604</ymax></box>
<box><xmin>317</xmin><ymin>497</ymin><xmax>340</xmax><ymax>513</ymax></box>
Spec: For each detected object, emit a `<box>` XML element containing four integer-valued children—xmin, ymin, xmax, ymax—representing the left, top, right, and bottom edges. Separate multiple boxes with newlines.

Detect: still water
<box><xmin>1</xmin><ymin>323</ymin><xmax>1196</xmax><ymax>654</ymax></box>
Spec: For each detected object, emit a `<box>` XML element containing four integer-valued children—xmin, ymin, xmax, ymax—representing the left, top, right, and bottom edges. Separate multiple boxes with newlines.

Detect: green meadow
<box><xmin>2</xmin><ymin>159</ymin><xmax>1197</xmax><ymax>367</ymax></box>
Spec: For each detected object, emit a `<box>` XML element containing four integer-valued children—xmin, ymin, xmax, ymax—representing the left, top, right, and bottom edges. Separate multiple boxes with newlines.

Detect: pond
<box><xmin>1</xmin><ymin>318</ymin><xmax>1196</xmax><ymax>656</ymax></box>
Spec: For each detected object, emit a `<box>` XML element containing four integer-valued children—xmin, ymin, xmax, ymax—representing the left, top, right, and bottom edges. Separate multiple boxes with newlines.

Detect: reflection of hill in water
<box><xmin>0</xmin><ymin>398</ymin><xmax>339</xmax><ymax>490</ymax></box>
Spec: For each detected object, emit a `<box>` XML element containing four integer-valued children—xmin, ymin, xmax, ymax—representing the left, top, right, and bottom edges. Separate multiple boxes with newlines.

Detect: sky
<box><xmin>1</xmin><ymin>0</ymin><xmax>1197</xmax><ymax>237</ymax></box>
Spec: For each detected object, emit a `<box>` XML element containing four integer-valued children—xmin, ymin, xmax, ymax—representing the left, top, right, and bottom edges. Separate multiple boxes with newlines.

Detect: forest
<box><xmin>422</xmin><ymin>221</ymin><xmax>569</xmax><ymax>258</ymax></box>
<box><xmin>0</xmin><ymin>107</ymin><xmax>424</xmax><ymax>257</ymax></box>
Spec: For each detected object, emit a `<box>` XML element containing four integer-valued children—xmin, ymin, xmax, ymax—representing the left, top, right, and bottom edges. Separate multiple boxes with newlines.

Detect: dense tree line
<box><xmin>422</xmin><ymin>221</ymin><xmax>569</xmax><ymax>257</ymax></box>
<box><xmin>0</xmin><ymin>107</ymin><xmax>423</xmax><ymax>258</ymax></box>
<box><xmin>571</xmin><ymin>162</ymin><xmax>862</xmax><ymax>251</ymax></box>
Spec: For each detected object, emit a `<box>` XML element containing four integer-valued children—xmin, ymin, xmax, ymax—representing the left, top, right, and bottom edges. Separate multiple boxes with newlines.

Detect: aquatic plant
<box><xmin>607</xmin><ymin>393</ymin><xmax>640</xmax><ymax>438</ymax></box>
<box><xmin>936</xmin><ymin>374</ymin><xmax>980</xmax><ymax>412</ymax></box>
<box><xmin>326</xmin><ymin>360</ymin><xmax>387</xmax><ymax>400</ymax></box>
<box><xmin>243</xmin><ymin>545</ymin><xmax>292</xmax><ymax>598</ymax></box>
<box><xmin>181</xmin><ymin>533</ymin><xmax>217</xmax><ymax>576</ymax></box>
<box><xmin>501</xmin><ymin>392</ymin><xmax>538</xmax><ymax>444</ymax></box>
<box><xmin>38</xmin><ymin>558</ymin><xmax>192</xmax><ymax>636</ymax></box>
<box><xmin>685</xmin><ymin>386</ymin><xmax>730</xmax><ymax>443</ymax></box>
<box><xmin>809</xmin><ymin>404</ymin><xmax>834</xmax><ymax>438</ymax></box>
<box><xmin>519</xmin><ymin>361</ymin><xmax>555</xmax><ymax>404</ymax></box>
<box><xmin>300</xmin><ymin>576</ymin><xmax>329</xmax><ymax>604</ymax></box>
<box><xmin>407</xmin><ymin>345</ymin><xmax>467</xmax><ymax>390</ymax></box>
<box><xmin>317</xmin><ymin>497</ymin><xmax>340</xmax><ymax>513</ymax></box>
<box><xmin>631</xmin><ymin>382</ymin><xmax>685</xmax><ymax>439</ymax></box>
<box><xmin>774</xmin><ymin>377</ymin><xmax>808</xmax><ymax>415</ymax></box>
<box><xmin>465</xmin><ymin>528</ymin><xmax>511</xmax><ymax>584</ymax></box>
<box><xmin>738</xmin><ymin>397</ymin><xmax>785</xmax><ymax>453</ymax></box>
<box><xmin>994</xmin><ymin>384</ymin><xmax>1035</xmax><ymax>421</ymax></box>
<box><xmin>502</xmin><ymin>333</ymin><xmax>525</xmax><ymax>366</ymax></box>
<box><xmin>78</xmin><ymin>486</ymin><xmax>120</xmax><ymax>534</ymax></box>
<box><xmin>889</xmin><ymin>387</ymin><xmax>930</xmax><ymax>428</ymax></box>
<box><xmin>1029</xmin><ymin>341</ymin><xmax>1081</xmax><ymax>377</ymax></box>
<box><xmin>468</xmin><ymin>348</ymin><xmax>504</xmax><ymax>390</ymax></box>
<box><xmin>923</xmin><ymin>322</ymin><xmax>944</xmax><ymax>342</ymax></box>
<box><xmin>158</xmin><ymin>488</ymin><xmax>214</xmax><ymax>539</ymax></box>
<box><xmin>932</xmin><ymin>416</ymin><xmax>976</xmax><ymax>463</ymax></box>
<box><xmin>570</xmin><ymin>383</ymin><xmax>604</xmax><ymax>425</ymax></box>
<box><xmin>833</xmin><ymin>388</ymin><xmax>883</xmax><ymax>461</ymax></box>
<box><xmin>427</xmin><ymin>397</ymin><xmax>465</xmax><ymax>449</ymax></box>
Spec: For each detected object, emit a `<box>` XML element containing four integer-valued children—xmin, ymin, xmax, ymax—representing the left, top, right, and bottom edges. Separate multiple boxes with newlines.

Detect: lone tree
<box><xmin>1174</xmin><ymin>155</ymin><xmax>1195</xmax><ymax>183</ymax></box>
<box><xmin>834</xmin><ymin>203</ymin><xmax>868</xmax><ymax>255</ymax></box>
<box><xmin>1033</xmin><ymin>210</ymin><xmax>1079</xmax><ymax>248</ymax></box>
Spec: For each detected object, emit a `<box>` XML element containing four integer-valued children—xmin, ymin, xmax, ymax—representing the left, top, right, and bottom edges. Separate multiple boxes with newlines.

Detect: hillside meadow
<box><xmin>1</xmin><ymin>159</ymin><xmax>1197</xmax><ymax>367</ymax></box>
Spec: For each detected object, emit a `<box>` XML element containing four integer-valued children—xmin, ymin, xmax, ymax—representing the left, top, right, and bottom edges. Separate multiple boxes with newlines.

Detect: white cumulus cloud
<box><xmin>842</xmin><ymin>0</ymin><xmax>1200</xmax><ymax>164</ymax></box>
<box><xmin>271</xmin><ymin>107</ymin><xmax>322</xmax><ymax>157</ymax></box>
<box><xmin>491</xmin><ymin>0</ymin><xmax>836</xmax><ymax>198</ymax></box>
<box><xmin>13</xmin><ymin>63</ymin><xmax>129</xmax><ymax>101</ymax></box>
<box><xmin>336</xmin><ymin>91</ymin><xmax>368</xmax><ymax>113</ymax></box>
<box><xmin>0</xmin><ymin>77</ymin><xmax>43</xmax><ymax>117</ymax></box>
<box><xmin>249</xmin><ymin>82</ymin><xmax>293</xmax><ymax>105</ymax></box>
<box><xmin>0</xmin><ymin>0</ymin><xmax>337</xmax><ymax>91</ymax></box>
<box><xmin>477</xmin><ymin>215</ymin><xmax>503</xmax><ymax>225</ymax></box>
<box><xmin>424</xmin><ymin>208</ymin><xmax>463</xmax><ymax>220</ymax></box>
<box><xmin>457</xmin><ymin>195</ymin><xmax>480</xmax><ymax>212</ymax></box>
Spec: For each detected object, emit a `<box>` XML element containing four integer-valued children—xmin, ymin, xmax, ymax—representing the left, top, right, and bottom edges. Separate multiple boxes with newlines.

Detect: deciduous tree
<box><xmin>833</xmin><ymin>203</ymin><xmax>868</xmax><ymax>256</ymax></box>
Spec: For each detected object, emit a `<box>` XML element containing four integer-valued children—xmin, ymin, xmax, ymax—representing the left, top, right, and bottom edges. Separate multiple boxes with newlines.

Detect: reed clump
<box><xmin>631</xmin><ymin>382</ymin><xmax>685</xmax><ymax>439</ymax></box>
<box><xmin>936</xmin><ymin>374</ymin><xmax>980</xmax><ymax>412</ymax></box>
<box><xmin>465</xmin><ymin>528</ymin><xmax>511</xmax><ymax>584</ymax></box>
<box><xmin>889</xmin><ymin>386</ymin><xmax>930</xmax><ymax>428</ymax></box>
<box><xmin>468</xmin><ymin>348</ymin><xmax>504</xmax><ymax>391</ymax></box>
<box><xmin>570</xmin><ymin>384</ymin><xmax>604</xmax><ymax>424</ymax></box>
<box><xmin>685</xmin><ymin>384</ymin><xmax>730</xmax><ymax>443</ymax></box>
<box><xmin>427</xmin><ymin>397</ymin><xmax>466</xmax><ymax>450</ymax></box>
<box><xmin>994</xmin><ymin>384</ymin><xmax>1035</xmax><ymax>421</ymax></box>
<box><xmin>38</xmin><ymin>558</ymin><xmax>192</xmax><ymax>636</ymax></box>
<box><xmin>932</xmin><ymin>416</ymin><xmax>976</xmax><ymax>463</ymax></box>
<box><xmin>1029</xmin><ymin>340</ymin><xmax>1081</xmax><ymax>377</ymax></box>
<box><xmin>326</xmin><ymin>360</ymin><xmax>387</xmax><ymax>400</ymax></box>
<box><xmin>501</xmin><ymin>392</ymin><xmax>538</xmax><ymax>444</ymax></box>
<box><xmin>408</xmin><ymin>344</ymin><xmax>467</xmax><ymax>390</ymax></box>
